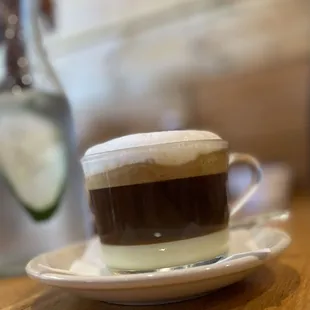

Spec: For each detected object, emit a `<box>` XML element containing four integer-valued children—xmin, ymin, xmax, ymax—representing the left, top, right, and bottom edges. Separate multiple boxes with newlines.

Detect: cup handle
<box><xmin>229</xmin><ymin>153</ymin><xmax>263</xmax><ymax>218</ymax></box>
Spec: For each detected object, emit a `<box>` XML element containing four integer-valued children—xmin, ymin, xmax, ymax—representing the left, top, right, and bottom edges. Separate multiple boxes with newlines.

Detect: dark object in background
<box><xmin>0</xmin><ymin>0</ymin><xmax>54</xmax><ymax>44</ymax></box>
<box><xmin>0</xmin><ymin>0</ymin><xmax>55</xmax><ymax>90</ymax></box>
<box><xmin>40</xmin><ymin>0</ymin><xmax>54</xmax><ymax>28</ymax></box>
<box><xmin>0</xmin><ymin>0</ymin><xmax>31</xmax><ymax>89</ymax></box>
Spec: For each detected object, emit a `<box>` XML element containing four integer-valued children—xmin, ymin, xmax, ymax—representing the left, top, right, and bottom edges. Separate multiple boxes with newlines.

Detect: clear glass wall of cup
<box><xmin>82</xmin><ymin>131</ymin><xmax>262</xmax><ymax>274</ymax></box>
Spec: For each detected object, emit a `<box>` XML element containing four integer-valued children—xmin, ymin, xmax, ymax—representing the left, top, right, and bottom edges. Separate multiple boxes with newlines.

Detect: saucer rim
<box><xmin>26</xmin><ymin>226</ymin><xmax>291</xmax><ymax>290</ymax></box>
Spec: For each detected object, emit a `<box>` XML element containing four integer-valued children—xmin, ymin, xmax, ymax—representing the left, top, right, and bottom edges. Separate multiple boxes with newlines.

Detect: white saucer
<box><xmin>26</xmin><ymin>226</ymin><xmax>290</xmax><ymax>305</ymax></box>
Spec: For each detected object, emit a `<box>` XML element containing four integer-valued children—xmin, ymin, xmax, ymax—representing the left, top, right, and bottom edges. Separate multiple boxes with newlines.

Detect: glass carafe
<box><xmin>0</xmin><ymin>0</ymin><xmax>91</xmax><ymax>276</ymax></box>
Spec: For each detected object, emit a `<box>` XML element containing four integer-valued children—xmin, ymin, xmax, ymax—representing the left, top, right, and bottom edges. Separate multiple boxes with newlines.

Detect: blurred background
<box><xmin>1</xmin><ymin>0</ymin><xmax>309</xmax><ymax>194</ymax></box>
<box><xmin>8</xmin><ymin>0</ymin><xmax>307</xmax><ymax>189</ymax></box>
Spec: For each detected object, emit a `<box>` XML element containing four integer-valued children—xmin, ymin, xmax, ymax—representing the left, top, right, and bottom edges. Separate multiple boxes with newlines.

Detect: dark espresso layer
<box><xmin>89</xmin><ymin>173</ymin><xmax>229</xmax><ymax>246</ymax></box>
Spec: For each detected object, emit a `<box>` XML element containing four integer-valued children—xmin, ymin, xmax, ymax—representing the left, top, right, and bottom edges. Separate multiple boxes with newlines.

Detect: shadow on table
<box><xmin>31</xmin><ymin>262</ymin><xmax>300</xmax><ymax>310</ymax></box>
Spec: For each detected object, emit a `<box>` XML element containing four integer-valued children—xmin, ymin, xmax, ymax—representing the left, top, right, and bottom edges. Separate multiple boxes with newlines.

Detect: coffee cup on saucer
<box><xmin>81</xmin><ymin>130</ymin><xmax>262</xmax><ymax>274</ymax></box>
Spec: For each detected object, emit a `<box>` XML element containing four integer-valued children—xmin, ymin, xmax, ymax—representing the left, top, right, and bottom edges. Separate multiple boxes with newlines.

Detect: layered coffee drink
<box><xmin>83</xmin><ymin>130</ymin><xmax>230</xmax><ymax>272</ymax></box>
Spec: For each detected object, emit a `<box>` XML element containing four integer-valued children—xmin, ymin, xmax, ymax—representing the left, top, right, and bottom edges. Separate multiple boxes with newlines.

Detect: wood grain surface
<box><xmin>1</xmin><ymin>195</ymin><xmax>309</xmax><ymax>310</ymax></box>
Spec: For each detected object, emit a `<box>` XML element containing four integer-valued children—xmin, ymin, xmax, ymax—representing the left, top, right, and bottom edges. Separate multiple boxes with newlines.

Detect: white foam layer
<box><xmin>83</xmin><ymin>130</ymin><xmax>225</xmax><ymax>177</ymax></box>
<box><xmin>86</xmin><ymin>130</ymin><xmax>222</xmax><ymax>155</ymax></box>
<box><xmin>100</xmin><ymin>229</ymin><xmax>229</xmax><ymax>271</ymax></box>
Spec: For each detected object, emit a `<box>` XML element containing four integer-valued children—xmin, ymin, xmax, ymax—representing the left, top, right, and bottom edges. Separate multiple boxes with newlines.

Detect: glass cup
<box><xmin>81</xmin><ymin>131</ymin><xmax>262</xmax><ymax>274</ymax></box>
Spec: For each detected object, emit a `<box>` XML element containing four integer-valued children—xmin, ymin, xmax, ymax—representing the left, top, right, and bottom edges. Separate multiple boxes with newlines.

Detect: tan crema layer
<box><xmin>86</xmin><ymin>150</ymin><xmax>228</xmax><ymax>189</ymax></box>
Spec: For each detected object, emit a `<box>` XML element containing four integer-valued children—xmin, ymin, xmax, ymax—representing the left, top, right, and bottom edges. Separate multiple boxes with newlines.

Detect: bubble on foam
<box><xmin>83</xmin><ymin>130</ymin><xmax>224</xmax><ymax>177</ymax></box>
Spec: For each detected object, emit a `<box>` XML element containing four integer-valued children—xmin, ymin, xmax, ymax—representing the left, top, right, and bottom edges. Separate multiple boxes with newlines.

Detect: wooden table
<box><xmin>1</xmin><ymin>196</ymin><xmax>309</xmax><ymax>310</ymax></box>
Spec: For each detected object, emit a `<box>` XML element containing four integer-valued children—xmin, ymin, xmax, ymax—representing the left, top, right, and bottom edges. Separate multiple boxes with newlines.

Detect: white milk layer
<box><xmin>100</xmin><ymin>229</ymin><xmax>229</xmax><ymax>271</ymax></box>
